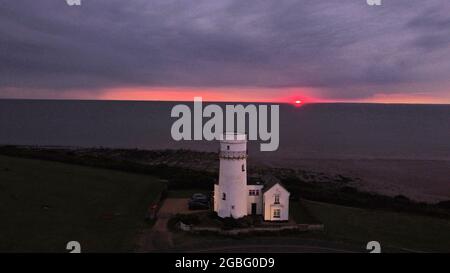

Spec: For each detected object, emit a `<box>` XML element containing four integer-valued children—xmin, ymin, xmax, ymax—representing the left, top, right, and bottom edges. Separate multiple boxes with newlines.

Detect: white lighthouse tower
<box><xmin>213</xmin><ymin>132</ymin><xmax>248</xmax><ymax>218</ymax></box>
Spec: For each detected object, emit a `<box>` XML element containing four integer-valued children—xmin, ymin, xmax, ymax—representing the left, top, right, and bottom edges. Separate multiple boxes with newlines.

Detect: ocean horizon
<box><xmin>1</xmin><ymin>99</ymin><xmax>449</xmax><ymax>161</ymax></box>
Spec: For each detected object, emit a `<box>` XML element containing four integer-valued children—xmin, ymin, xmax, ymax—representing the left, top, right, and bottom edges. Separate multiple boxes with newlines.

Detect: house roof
<box><xmin>247</xmin><ymin>181</ymin><xmax>264</xmax><ymax>186</ymax></box>
<box><xmin>261</xmin><ymin>175</ymin><xmax>289</xmax><ymax>193</ymax></box>
<box><xmin>247</xmin><ymin>176</ymin><xmax>263</xmax><ymax>186</ymax></box>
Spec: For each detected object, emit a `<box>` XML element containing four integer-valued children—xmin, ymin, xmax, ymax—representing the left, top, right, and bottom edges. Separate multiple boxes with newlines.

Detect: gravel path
<box><xmin>137</xmin><ymin>198</ymin><xmax>192</xmax><ymax>252</ymax></box>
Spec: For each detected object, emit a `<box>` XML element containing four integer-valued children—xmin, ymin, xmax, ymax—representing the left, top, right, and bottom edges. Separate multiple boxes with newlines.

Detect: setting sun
<box><xmin>293</xmin><ymin>99</ymin><xmax>303</xmax><ymax>107</ymax></box>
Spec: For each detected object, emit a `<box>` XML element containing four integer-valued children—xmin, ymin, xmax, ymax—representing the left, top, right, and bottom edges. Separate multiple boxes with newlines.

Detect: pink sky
<box><xmin>1</xmin><ymin>86</ymin><xmax>449</xmax><ymax>104</ymax></box>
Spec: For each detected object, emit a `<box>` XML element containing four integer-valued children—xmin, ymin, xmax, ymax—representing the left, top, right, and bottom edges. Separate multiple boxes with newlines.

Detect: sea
<box><xmin>0</xmin><ymin>99</ymin><xmax>448</xmax><ymax>161</ymax></box>
<box><xmin>2</xmin><ymin>99</ymin><xmax>450</xmax><ymax>201</ymax></box>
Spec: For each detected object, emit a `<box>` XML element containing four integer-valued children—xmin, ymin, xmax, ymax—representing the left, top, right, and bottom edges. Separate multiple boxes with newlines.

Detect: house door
<box><xmin>251</xmin><ymin>203</ymin><xmax>257</xmax><ymax>215</ymax></box>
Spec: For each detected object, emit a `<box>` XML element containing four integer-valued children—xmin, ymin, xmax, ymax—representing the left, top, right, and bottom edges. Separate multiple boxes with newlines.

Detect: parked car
<box><xmin>191</xmin><ymin>193</ymin><xmax>208</xmax><ymax>201</ymax></box>
<box><xmin>188</xmin><ymin>193</ymin><xmax>210</xmax><ymax>210</ymax></box>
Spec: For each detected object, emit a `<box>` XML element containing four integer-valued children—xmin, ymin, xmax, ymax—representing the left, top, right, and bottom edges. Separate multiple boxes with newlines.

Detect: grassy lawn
<box><xmin>301</xmin><ymin>199</ymin><xmax>450</xmax><ymax>252</ymax></box>
<box><xmin>290</xmin><ymin>200</ymin><xmax>322</xmax><ymax>224</ymax></box>
<box><xmin>0</xmin><ymin>155</ymin><xmax>166</xmax><ymax>252</ymax></box>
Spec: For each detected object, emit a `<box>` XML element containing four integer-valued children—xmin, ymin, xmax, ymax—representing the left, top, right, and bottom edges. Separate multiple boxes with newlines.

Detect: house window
<box><xmin>249</xmin><ymin>190</ymin><xmax>259</xmax><ymax>196</ymax></box>
<box><xmin>222</xmin><ymin>193</ymin><xmax>226</xmax><ymax>200</ymax></box>
<box><xmin>274</xmin><ymin>194</ymin><xmax>280</xmax><ymax>204</ymax></box>
<box><xmin>273</xmin><ymin>209</ymin><xmax>281</xmax><ymax>218</ymax></box>
<box><xmin>242</xmin><ymin>164</ymin><xmax>245</xmax><ymax>172</ymax></box>
<box><xmin>227</xmin><ymin>145</ymin><xmax>230</xmax><ymax>150</ymax></box>
<box><xmin>231</xmin><ymin>205</ymin><xmax>235</xmax><ymax>209</ymax></box>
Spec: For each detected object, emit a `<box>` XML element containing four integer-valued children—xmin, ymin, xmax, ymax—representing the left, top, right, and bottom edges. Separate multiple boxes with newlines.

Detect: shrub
<box><xmin>437</xmin><ymin>200</ymin><xmax>450</xmax><ymax>209</ymax></box>
<box><xmin>220</xmin><ymin>215</ymin><xmax>258</xmax><ymax>230</ymax></box>
<box><xmin>178</xmin><ymin>213</ymin><xmax>200</xmax><ymax>225</ymax></box>
<box><xmin>222</xmin><ymin>217</ymin><xmax>241</xmax><ymax>230</ymax></box>
<box><xmin>394</xmin><ymin>195</ymin><xmax>411</xmax><ymax>203</ymax></box>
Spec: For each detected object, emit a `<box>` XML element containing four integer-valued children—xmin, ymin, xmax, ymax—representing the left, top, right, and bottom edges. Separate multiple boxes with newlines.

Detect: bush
<box><xmin>437</xmin><ymin>200</ymin><xmax>450</xmax><ymax>209</ymax></box>
<box><xmin>222</xmin><ymin>217</ymin><xmax>240</xmax><ymax>230</ymax></box>
<box><xmin>178</xmin><ymin>213</ymin><xmax>201</xmax><ymax>225</ymax></box>
<box><xmin>221</xmin><ymin>215</ymin><xmax>258</xmax><ymax>230</ymax></box>
<box><xmin>167</xmin><ymin>216</ymin><xmax>181</xmax><ymax>231</ymax></box>
<box><xmin>394</xmin><ymin>195</ymin><xmax>411</xmax><ymax>203</ymax></box>
<box><xmin>340</xmin><ymin>186</ymin><xmax>358</xmax><ymax>194</ymax></box>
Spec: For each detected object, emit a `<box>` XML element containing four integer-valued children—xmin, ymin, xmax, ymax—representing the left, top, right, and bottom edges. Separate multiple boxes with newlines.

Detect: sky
<box><xmin>0</xmin><ymin>0</ymin><xmax>450</xmax><ymax>104</ymax></box>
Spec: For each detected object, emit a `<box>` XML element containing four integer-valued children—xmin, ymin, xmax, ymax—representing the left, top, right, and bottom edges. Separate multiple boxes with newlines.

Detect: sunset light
<box><xmin>1</xmin><ymin>0</ymin><xmax>450</xmax><ymax>257</ymax></box>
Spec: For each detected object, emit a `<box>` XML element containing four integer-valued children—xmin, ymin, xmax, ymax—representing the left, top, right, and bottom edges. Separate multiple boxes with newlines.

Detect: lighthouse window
<box><xmin>227</xmin><ymin>145</ymin><xmax>230</xmax><ymax>150</ymax></box>
<box><xmin>222</xmin><ymin>193</ymin><xmax>226</xmax><ymax>200</ymax></box>
<box><xmin>274</xmin><ymin>194</ymin><xmax>280</xmax><ymax>204</ymax></box>
<box><xmin>242</xmin><ymin>164</ymin><xmax>245</xmax><ymax>172</ymax></box>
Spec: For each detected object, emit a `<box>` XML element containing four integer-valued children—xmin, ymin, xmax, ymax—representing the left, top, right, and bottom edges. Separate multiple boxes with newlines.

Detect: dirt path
<box><xmin>137</xmin><ymin>198</ymin><xmax>191</xmax><ymax>252</ymax></box>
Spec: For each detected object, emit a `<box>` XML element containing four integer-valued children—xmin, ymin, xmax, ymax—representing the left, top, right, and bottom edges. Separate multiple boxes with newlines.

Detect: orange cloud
<box><xmin>97</xmin><ymin>86</ymin><xmax>321</xmax><ymax>103</ymax></box>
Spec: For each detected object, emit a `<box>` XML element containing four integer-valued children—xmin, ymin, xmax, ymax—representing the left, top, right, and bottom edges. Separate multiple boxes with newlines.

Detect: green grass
<box><xmin>290</xmin><ymin>200</ymin><xmax>321</xmax><ymax>224</ymax></box>
<box><xmin>301</xmin><ymin>199</ymin><xmax>450</xmax><ymax>252</ymax></box>
<box><xmin>0</xmin><ymin>155</ymin><xmax>166</xmax><ymax>252</ymax></box>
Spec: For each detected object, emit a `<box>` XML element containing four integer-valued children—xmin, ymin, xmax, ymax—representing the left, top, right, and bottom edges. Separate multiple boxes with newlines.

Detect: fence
<box><xmin>177</xmin><ymin>221</ymin><xmax>324</xmax><ymax>235</ymax></box>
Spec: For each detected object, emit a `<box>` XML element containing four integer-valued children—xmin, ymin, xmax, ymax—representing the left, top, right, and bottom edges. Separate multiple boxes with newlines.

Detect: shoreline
<box><xmin>1</xmin><ymin>145</ymin><xmax>449</xmax><ymax>204</ymax></box>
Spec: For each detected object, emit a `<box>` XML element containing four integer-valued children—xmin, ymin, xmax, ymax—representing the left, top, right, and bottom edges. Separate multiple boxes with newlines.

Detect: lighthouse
<box><xmin>213</xmin><ymin>132</ymin><xmax>248</xmax><ymax>218</ymax></box>
<box><xmin>212</xmin><ymin>132</ymin><xmax>290</xmax><ymax>221</ymax></box>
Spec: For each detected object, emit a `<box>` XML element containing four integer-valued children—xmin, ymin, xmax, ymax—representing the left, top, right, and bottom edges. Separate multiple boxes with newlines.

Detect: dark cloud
<box><xmin>0</xmin><ymin>0</ymin><xmax>449</xmax><ymax>100</ymax></box>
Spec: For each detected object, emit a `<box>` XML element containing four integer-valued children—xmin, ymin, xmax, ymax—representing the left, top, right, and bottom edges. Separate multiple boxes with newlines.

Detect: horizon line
<box><xmin>0</xmin><ymin>97</ymin><xmax>449</xmax><ymax>105</ymax></box>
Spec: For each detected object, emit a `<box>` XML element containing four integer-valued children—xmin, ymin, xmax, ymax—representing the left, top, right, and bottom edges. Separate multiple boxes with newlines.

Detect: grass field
<box><xmin>0</xmin><ymin>155</ymin><xmax>166</xmax><ymax>252</ymax></box>
<box><xmin>172</xmin><ymin>201</ymin><xmax>450</xmax><ymax>252</ymax></box>
<box><xmin>301</xmin><ymin>200</ymin><xmax>450</xmax><ymax>252</ymax></box>
<box><xmin>1</xmin><ymin>153</ymin><xmax>449</xmax><ymax>253</ymax></box>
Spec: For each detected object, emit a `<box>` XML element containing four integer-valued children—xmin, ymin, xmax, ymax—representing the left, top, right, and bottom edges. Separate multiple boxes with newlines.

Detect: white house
<box><xmin>213</xmin><ymin>133</ymin><xmax>290</xmax><ymax>221</ymax></box>
<box><xmin>262</xmin><ymin>179</ymin><xmax>290</xmax><ymax>221</ymax></box>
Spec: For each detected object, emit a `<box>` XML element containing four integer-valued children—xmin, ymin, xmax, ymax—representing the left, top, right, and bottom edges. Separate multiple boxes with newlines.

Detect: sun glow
<box><xmin>292</xmin><ymin>99</ymin><xmax>304</xmax><ymax>107</ymax></box>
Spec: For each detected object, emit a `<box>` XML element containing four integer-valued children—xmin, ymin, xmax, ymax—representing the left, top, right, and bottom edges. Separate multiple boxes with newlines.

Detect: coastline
<box><xmin>1</xmin><ymin>145</ymin><xmax>448</xmax><ymax>204</ymax></box>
